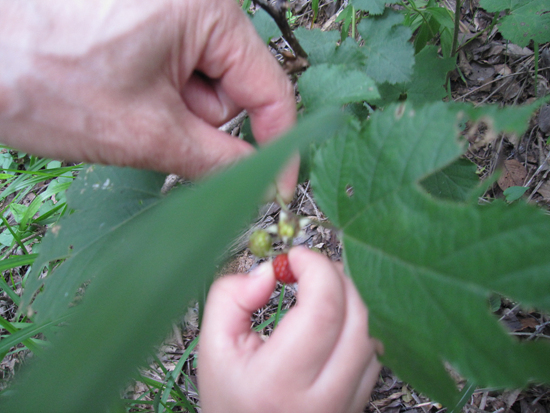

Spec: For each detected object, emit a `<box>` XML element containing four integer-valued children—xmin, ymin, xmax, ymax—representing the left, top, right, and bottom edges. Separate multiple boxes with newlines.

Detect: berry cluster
<box><xmin>248</xmin><ymin>210</ymin><xmax>305</xmax><ymax>284</ymax></box>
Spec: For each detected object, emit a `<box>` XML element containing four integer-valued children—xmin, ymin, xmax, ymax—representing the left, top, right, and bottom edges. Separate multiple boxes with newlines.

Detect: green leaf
<box><xmin>357</xmin><ymin>10</ymin><xmax>415</xmax><ymax>84</ymax></box>
<box><xmin>0</xmin><ymin>313</ymin><xmax>71</xmax><ymax>356</ymax></box>
<box><xmin>332</xmin><ymin>37</ymin><xmax>369</xmax><ymax>69</ymax></box>
<box><xmin>294</xmin><ymin>28</ymin><xmax>340</xmax><ymax>66</ymax></box>
<box><xmin>480</xmin><ymin>0</ymin><xmax>520</xmax><ymax>11</ymax></box>
<box><xmin>0</xmin><ymin>254</ymin><xmax>38</xmax><ymax>272</ymax></box>
<box><xmin>406</xmin><ymin>46</ymin><xmax>455</xmax><ymax>105</ymax></box>
<box><xmin>336</xmin><ymin>5</ymin><xmax>354</xmax><ymax>40</ymax></box>
<box><xmin>350</xmin><ymin>0</ymin><xmax>400</xmax><ymax>15</ymax></box>
<box><xmin>251</xmin><ymin>8</ymin><xmax>281</xmax><ymax>44</ymax></box>
<box><xmin>0</xmin><ymin>108</ymin><xmax>346</xmax><ymax>413</ymax></box>
<box><xmin>480</xmin><ymin>0</ymin><xmax>550</xmax><ymax>46</ymax></box>
<box><xmin>311</xmin><ymin>101</ymin><xmax>550</xmax><ymax>406</ymax></box>
<box><xmin>21</xmin><ymin>167</ymin><xmax>166</xmax><ymax>323</ymax></box>
<box><xmin>421</xmin><ymin>158</ymin><xmax>480</xmax><ymax>202</ymax></box>
<box><xmin>463</xmin><ymin>99</ymin><xmax>546</xmax><ymax>133</ymax></box>
<box><xmin>413</xmin><ymin>14</ymin><xmax>440</xmax><ymax>54</ymax></box>
<box><xmin>372</xmin><ymin>46</ymin><xmax>456</xmax><ymax>107</ymax></box>
<box><xmin>8</xmin><ymin>204</ymin><xmax>28</xmax><ymax>224</ymax></box>
<box><xmin>503</xmin><ymin>186</ymin><xmax>529</xmax><ymax>202</ymax></box>
<box><xmin>298</xmin><ymin>64</ymin><xmax>380</xmax><ymax>112</ymax></box>
<box><xmin>425</xmin><ymin>7</ymin><xmax>455</xmax><ymax>57</ymax></box>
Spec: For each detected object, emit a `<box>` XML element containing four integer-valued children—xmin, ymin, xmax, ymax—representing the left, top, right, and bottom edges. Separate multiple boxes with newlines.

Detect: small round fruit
<box><xmin>278</xmin><ymin>220</ymin><xmax>296</xmax><ymax>239</ymax></box>
<box><xmin>273</xmin><ymin>253</ymin><xmax>297</xmax><ymax>284</ymax></box>
<box><xmin>249</xmin><ymin>229</ymin><xmax>272</xmax><ymax>257</ymax></box>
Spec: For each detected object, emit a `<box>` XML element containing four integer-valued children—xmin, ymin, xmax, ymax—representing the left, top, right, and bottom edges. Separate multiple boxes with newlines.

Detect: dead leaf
<box><xmin>458</xmin><ymin>50</ymin><xmax>473</xmax><ymax>77</ymax></box>
<box><xmin>503</xmin><ymin>388</ymin><xmax>522</xmax><ymax>413</ymax></box>
<box><xmin>521</xmin><ymin>399</ymin><xmax>548</xmax><ymax>413</ymax></box>
<box><xmin>537</xmin><ymin>180</ymin><xmax>550</xmax><ymax>200</ymax></box>
<box><xmin>519</xmin><ymin>316</ymin><xmax>539</xmax><ymax>331</ymax></box>
<box><xmin>497</xmin><ymin>159</ymin><xmax>528</xmax><ymax>191</ymax></box>
<box><xmin>502</xmin><ymin>43</ymin><xmax>533</xmax><ymax>59</ymax></box>
<box><xmin>504</xmin><ymin>79</ymin><xmax>522</xmax><ymax>101</ymax></box>
<box><xmin>538</xmin><ymin>104</ymin><xmax>550</xmax><ymax>135</ymax></box>
<box><xmin>495</xmin><ymin>64</ymin><xmax>512</xmax><ymax>76</ymax></box>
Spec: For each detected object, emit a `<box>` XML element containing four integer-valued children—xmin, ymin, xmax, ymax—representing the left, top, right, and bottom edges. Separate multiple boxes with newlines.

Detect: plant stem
<box><xmin>451</xmin><ymin>0</ymin><xmax>462</xmax><ymax>56</ymax></box>
<box><xmin>253</xmin><ymin>0</ymin><xmax>308</xmax><ymax>60</ymax></box>
<box><xmin>275</xmin><ymin>192</ymin><xmax>290</xmax><ymax>214</ymax></box>
<box><xmin>1</xmin><ymin>215</ymin><xmax>29</xmax><ymax>255</ymax></box>
<box><xmin>273</xmin><ymin>283</ymin><xmax>285</xmax><ymax>329</ymax></box>
<box><xmin>534</xmin><ymin>41</ymin><xmax>539</xmax><ymax>97</ymax></box>
<box><xmin>351</xmin><ymin>6</ymin><xmax>356</xmax><ymax>39</ymax></box>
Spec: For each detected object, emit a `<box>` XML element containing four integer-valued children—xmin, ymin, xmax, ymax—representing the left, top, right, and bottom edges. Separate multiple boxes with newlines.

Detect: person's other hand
<box><xmin>198</xmin><ymin>248</ymin><xmax>382</xmax><ymax>413</ymax></box>
<box><xmin>0</xmin><ymin>0</ymin><xmax>297</xmax><ymax>199</ymax></box>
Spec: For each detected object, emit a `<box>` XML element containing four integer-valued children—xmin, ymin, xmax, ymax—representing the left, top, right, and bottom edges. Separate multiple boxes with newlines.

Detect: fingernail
<box><xmin>249</xmin><ymin>261</ymin><xmax>272</xmax><ymax>278</ymax></box>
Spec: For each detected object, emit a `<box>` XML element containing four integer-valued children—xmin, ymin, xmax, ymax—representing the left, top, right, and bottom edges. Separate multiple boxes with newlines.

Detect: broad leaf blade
<box><xmin>22</xmin><ymin>167</ymin><xmax>166</xmax><ymax>322</ymax></box>
<box><xmin>350</xmin><ymin>0</ymin><xmax>400</xmax><ymax>15</ymax></box>
<box><xmin>312</xmin><ymin>102</ymin><xmax>464</xmax><ymax>227</ymax></box>
<box><xmin>406</xmin><ymin>46</ymin><xmax>455</xmax><ymax>105</ymax></box>
<box><xmin>311</xmin><ymin>102</ymin><xmax>550</xmax><ymax>406</ymax></box>
<box><xmin>421</xmin><ymin>158</ymin><xmax>480</xmax><ymax>202</ymax></box>
<box><xmin>298</xmin><ymin>64</ymin><xmax>379</xmax><ymax>112</ymax></box>
<box><xmin>357</xmin><ymin>10</ymin><xmax>414</xmax><ymax>84</ymax></box>
<box><xmin>480</xmin><ymin>0</ymin><xmax>550</xmax><ymax>46</ymax></box>
<box><xmin>373</xmin><ymin>45</ymin><xmax>455</xmax><ymax>107</ymax></box>
<box><xmin>294</xmin><ymin>28</ymin><xmax>340</xmax><ymax>66</ymax></box>
<box><xmin>0</xmin><ymin>109</ymin><xmax>346</xmax><ymax>413</ymax></box>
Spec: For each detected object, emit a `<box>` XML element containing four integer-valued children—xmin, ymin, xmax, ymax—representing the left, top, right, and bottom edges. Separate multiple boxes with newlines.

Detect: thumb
<box><xmin>200</xmin><ymin>263</ymin><xmax>276</xmax><ymax>353</ymax></box>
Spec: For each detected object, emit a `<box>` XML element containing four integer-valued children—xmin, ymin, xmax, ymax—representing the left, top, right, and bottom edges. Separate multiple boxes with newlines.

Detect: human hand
<box><xmin>0</xmin><ymin>0</ymin><xmax>297</xmax><ymax>199</ymax></box>
<box><xmin>198</xmin><ymin>248</ymin><xmax>382</xmax><ymax>413</ymax></box>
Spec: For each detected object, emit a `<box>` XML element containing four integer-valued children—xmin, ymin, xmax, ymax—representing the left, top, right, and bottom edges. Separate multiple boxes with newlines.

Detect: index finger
<box><xmin>194</xmin><ymin>1</ymin><xmax>297</xmax><ymax>141</ymax></box>
<box><xmin>191</xmin><ymin>0</ymin><xmax>298</xmax><ymax>198</ymax></box>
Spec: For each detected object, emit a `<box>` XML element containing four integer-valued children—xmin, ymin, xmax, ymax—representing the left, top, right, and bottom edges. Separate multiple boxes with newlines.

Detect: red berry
<box><xmin>273</xmin><ymin>253</ymin><xmax>297</xmax><ymax>284</ymax></box>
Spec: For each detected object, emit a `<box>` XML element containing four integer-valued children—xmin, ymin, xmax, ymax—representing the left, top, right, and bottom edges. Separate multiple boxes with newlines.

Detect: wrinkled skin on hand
<box><xmin>199</xmin><ymin>248</ymin><xmax>382</xmax><ymax>413</ymax></box>
<box><xmin>0</xmin><ymin>0</ymin><xmax>297</xmax><ymax>198</ymax></box>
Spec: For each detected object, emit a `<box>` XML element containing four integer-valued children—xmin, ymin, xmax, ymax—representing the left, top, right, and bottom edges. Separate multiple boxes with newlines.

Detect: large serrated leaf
<box><xmin>480</xmin><ymin>0</ymin><xmax>550</xmax><ymax>46</ymax></box>
<box><xmin>311</xmin><ymin>102</ymin><xmax>550</xmax><ymax>406</ymax></box>
<box><xmin>298</xmin><ymin>64</ymin><xmax>379</xmax><ymax>112</ymax></box>
<box><xmin>357</xmin><ymin>10</ymin><xmax>415</xmax><ymax>84</ymax></box>
<box><xmin>374</xmin><ymin>45</ymin><xmax>456</xmax><ymax>107</ymax></box>
<box><xmin>22</xmin><ymin>167</ymin><xmax>166</xmax><ymax>323</ymax></box>
<box><xmin>421</xmin><ymin>158</ymin><xmax>480</xmax><ymax>202</ymax></box>
<box><xmin>295</xmin><ymin>13</ymin><xmax>414</xmax><ymax>88</ymax></box>
<box><xmin>406</xmin><ymin>46</ymin><xmax>455</xmax><ymax>105</ymax></box>
<box><xmin>0</xmin><ymin>109</ymin><xmax>347</xmax><ymax>413</ymax></box>
<box><xmin>294</xmin><ymin>28</ymin><xmax>340</xmax><ymax>66</ymax></box>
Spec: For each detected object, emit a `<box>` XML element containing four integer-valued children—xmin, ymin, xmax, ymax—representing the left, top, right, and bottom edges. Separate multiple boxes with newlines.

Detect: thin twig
<box><xmin>455</xmin><ymin>65</ymin><xmax>550</xmax><ymax>102</ymax></box>
<box><xmin>524</xmin><ymin>150</ymin><xmax>550</xmax><ymax>188</ymax></box>
<box><xmin>451</xmin><ymin>0</ymin><xmax>462</xmax><ymax>57</ymax></box>
<box><xmin>219</xmin><ymin>110</ymin><xmax>248</xmax><ymax>134</ymax></box>
<box><xmin>1</xmin><ymin>226</ymin><xmax>47</xmax><ymax>259</ymax></box>
<box><xmin>253</xmin><ymin>0</ymin><xmax>309</xmax><ymax>61</ymax></box>
<box><xmin>297</xmin><ymin>182</ymin><xmax>322</xmax><ymax>221</ymax></box>
<box><xmin>161</xmin><ymin>111</ymin><xmax>249</xmax><ymax>194</ymax></box>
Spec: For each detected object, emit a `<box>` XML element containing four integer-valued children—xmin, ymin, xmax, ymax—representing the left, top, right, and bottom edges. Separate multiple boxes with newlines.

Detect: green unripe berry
<box><xmin>278</xmin><ymin>220</ymin><xmax>296</xmax><ymax>239</ymax></box>
<box><xmin>249</xmin><ymin>229</ymin><xmax>272</xmax><ymax>257</ymax></box>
